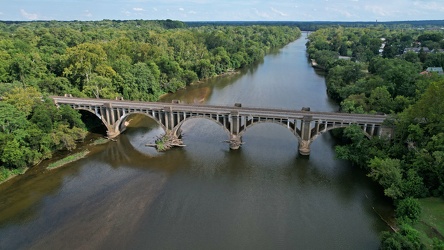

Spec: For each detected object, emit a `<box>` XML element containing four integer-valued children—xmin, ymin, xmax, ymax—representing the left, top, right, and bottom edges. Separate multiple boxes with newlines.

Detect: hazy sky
<box><xmin>1</xmin><ymin>0</ymin><xmax>444</xmax><ymax>22</ymax></box>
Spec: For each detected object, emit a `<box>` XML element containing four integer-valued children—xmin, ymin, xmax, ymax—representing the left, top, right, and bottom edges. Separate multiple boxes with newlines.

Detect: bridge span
<box><xmin>51</xmin><ymin>96</ymin><xmax>392</xmax><ymax>155</ymax></box>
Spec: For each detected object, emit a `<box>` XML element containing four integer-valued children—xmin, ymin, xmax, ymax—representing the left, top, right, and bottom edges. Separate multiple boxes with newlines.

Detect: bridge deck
<box><xmin>51</xmin><ymin>96</ymin><xmax>387</xmax><ymax>124</ymax></box>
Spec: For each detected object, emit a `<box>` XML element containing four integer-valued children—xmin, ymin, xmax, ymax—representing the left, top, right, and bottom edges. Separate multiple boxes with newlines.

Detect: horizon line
<box><xmin>1</xmin><ymin>19</ymin><xmax>444</xmax><ymax>23</ymax></box>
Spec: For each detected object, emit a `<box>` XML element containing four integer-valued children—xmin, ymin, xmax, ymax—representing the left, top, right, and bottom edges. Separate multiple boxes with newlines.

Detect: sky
<box><xmin>1</xmin><ymin>0</ymin><xmax>444</xmax><ymax>22</ymax></box>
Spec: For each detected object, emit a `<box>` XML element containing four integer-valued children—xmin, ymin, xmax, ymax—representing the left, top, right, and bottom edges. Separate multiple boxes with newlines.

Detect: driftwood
<box><xmin>146</xmin><ymin>131</ymin><xmax>185</xmax><ymax>151</ymax></box>
<box><xmin>222</xmin><ymin>139</ymin><xmax>244</xmax><ymax>149</ymax></box>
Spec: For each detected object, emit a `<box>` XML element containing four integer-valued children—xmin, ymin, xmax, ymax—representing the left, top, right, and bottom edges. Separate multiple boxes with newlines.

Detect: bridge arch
<box><xmin>238</xmin><ymin>119</ymin><xmax>303</xmax><ymax>142</ymax></box>
<box><xmin>309</xmin><ymin>123</ymin><xmax>375</xmax><ymax>144</ymax></box>
<box><xmin>74</xmin><ymin>107</ymin><xmax>102</xmax><ymax>120</ymax></box>
<box><xmin>171</xmin><ymin>115</ymin><xmax>232</xmax><ymax>139</ymax></box>
<box><xmin>70</xmin><ymin>107</ymin><xmax>112</xmax><ymax>134</ymax></box>
<box><xmin>114</xmin><ymin>112</ymin><xmax>168</xmax><ymax>135</ymax></box>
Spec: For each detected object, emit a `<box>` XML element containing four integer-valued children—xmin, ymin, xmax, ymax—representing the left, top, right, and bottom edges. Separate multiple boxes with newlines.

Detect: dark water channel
<box><xmin>0</xmin><ymin>33</ymin><xmax>391</xmax><ymax>249</ymax></box>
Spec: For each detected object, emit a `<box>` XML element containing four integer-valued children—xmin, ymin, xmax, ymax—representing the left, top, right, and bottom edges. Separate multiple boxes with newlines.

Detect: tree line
<box><xmin>0</xmin><ymin>20</ymin><xmax>301</xmax><ymax>181</ymax></box>
<box><xmin>185</xmin><ymin>20</ymin><xmax>444</xmax><ymax>31</ymax></box>
<box><xmin>307</xmin><ymin>26</ymin><xmax>444</xmax><ymax>249</ymax></box>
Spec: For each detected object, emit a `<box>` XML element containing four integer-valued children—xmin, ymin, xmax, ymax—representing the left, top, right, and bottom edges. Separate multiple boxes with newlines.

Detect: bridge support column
<box><xmin>229</xmin><ymin>111</ymin><xmax>242</xmax><ymax>150</ymax></box>
<box><xmin>229</xmin><ymin>134</ymin><xmax>242</xmax><ymax>150</ymax></box>
<box><xmin>106</xmin><ymin>124</ymin><xmax>121</xmax><ymax>139</ymax></box>
<box><xmin>299</xmin><ymin>115</ymin><xmax>313</xmax><ymax>156</ymax></box>
<box><xmin>102</xmin><ymin>103</ymin><xmax>121</xmax><ymax>139</ymax></box>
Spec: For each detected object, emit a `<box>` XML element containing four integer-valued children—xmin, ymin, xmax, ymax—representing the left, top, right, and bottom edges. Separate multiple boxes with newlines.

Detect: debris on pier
<box><xmin>146</xmin><ymin>131</ymin><xmax>185</xmax><ymax>151</ymax></box>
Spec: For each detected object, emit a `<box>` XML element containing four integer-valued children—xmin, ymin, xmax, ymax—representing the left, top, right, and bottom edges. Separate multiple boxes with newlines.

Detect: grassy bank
<box><xmin>0</xmin><ymin>137</ymin><xmax>109</xmax><ymax>186</ymax></box>
<box><xmin>415</xmin><ymin>197</ymin><xmax>444</xmax><ymax>248</ymax></box>
<box><xmin>47</xmin><ymin>150</ymin><xmax>90</xmax><ymax>170</ymax></box>
<box><xmin>46</xmin><ymin>137</ymin><xmax>110</xmax><ymax>170</ymax></box>
<box><xmin>89</xmin><ymin>137</ymin><xmax>109</xmax><ymax>146</ymax></box>
<box><xmin>0</xmin><ymin>166</ymin><xmax>27</xmax><ymax>184</ymax></box>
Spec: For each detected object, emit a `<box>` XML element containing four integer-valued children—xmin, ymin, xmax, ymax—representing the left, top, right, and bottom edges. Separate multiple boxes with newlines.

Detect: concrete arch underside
<box><xmin>238</xmin><ymin>120</ymin><xmax>303</xmax><ymax>143</ymax></box>
<box><xmin>171</xmin><ymin>115</ymin><xmax>232</xmax><ymax>139</ymax></box>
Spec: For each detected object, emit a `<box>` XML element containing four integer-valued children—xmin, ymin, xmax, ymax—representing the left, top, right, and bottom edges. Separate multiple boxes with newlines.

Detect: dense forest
<box><xmin>186</xmin><ymin>20</ymin><xmax>444</xmax><ymax>31</ymax></box>
<box><xmin>306</xmin><ymin>26</ymin><xmax>444</xmax><ymax>249</ymax></box>
<box><xmin>0</xmin><ymin>20</ymin><xmax>301</xmax><ymax>181</ymax></box>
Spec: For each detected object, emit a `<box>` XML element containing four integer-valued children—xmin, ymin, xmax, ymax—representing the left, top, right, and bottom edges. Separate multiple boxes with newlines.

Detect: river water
<box><xmin>0</xmin><ymin>33</ymin><xmax>391</xmax><ymax>249</ymax></box>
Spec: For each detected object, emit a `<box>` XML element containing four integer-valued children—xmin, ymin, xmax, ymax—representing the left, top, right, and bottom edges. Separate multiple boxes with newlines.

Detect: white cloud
<box><xmin>153</xmin><ymin>7</ymin><xmax>158</xmax><ymax>11</ymax></box>
<box><xmin>133</xmin><ymin>7</ymin><xmax>144</xmax><ymax>11</ymax></box>
<box><xmin>179</xmin><ymin>8</ymin><xmax>185</xmax><ymax>11</ymax></box>
<box><xmin>365</xmin><ymin>5</ymin><xmax>391</xmax><ymax>16</ymax></box>
<box><xmin>253</xmin><ymin>8</ymin><xmax>271</xmax><ymax>19</ymax></box>
<box><xmin>413</xmin><ymin>2</ymin><xmax>444</xmax><ymax>12</ymax></box>
<box><xmin>84</xmin><ymin>10</ymin><xmax>93</xmax><ymax>17</ymax></box>
<box><xmin>271</xmin><ymin>7</ymin><xmax>288</xmax><ymax>16</ymax></box>
<box><xmin>20</xmin><ymin>9</ymin><xmax>38</xmax><ymax>20</ymax></box>
<box><xmin>325</xmin><ymin>7</ymin><xmax>355</xmax><ymax>18</ymax></box>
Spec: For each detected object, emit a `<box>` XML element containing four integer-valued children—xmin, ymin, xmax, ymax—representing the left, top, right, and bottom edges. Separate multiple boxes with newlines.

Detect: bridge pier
<box><xmin>229</xmin><ymin>134</ymin><xmax>242</xmax><ymax>150</ymax></box>
<box><xmin>229</xmin><ymin>111</ymin><xmax>242</xmax><ymax>150</ymax></box>
<box><xmin>299</xmin><ymin>115</ymin><xmax>313</xmax><ymax>156</ymax></box>
<box><xmin>101</xmin><ymin>103</ymin><xmax>122</xmax><ymax>139</ymax></box>
<box><xmin>106</xmin><ymin>124</ymin><xmax>121</xmax><ymax>139</ymax></box>
<box><xmin>298</xmin><ymin>140</ymin><xmax>311</xmax><ymax>156</ymax></box>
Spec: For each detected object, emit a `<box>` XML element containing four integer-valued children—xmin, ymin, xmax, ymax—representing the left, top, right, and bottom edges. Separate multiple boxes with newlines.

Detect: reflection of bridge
<box><xmin>51</xmin><ymin>96</ymin><xmax>392</xmax><ymax>155</ymax></box>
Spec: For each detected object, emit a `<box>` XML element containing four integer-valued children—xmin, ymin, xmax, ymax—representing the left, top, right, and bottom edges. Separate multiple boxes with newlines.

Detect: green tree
<box><xmin>406</xmin><ymin>79</ymin><xmax>444</xmax><ymax>134</ymax></box>
<box><xmin>1</xmin><ymin>139</ymin><xmax>28</xmax><ymax>168</ymax></box>
<box><xmin>57</xmin><ymin>104</ymin><xmax>85</xmax><ymax>129</ymax></box>
<box><xmin>395</xmin><ymin>197</ymin><xmax>422</xmax><ymax>223</ymax></box>
<box><xmin>334</xmin><ymin>125</ymin><xmax>389</xmax><ymax>167</ymax></box>
<box><xmin>63</xmin><ymin>42</ymin><xmax>107</xmax><ymax>87</ymax></box>
<box><xmin>3</xmin><ymin>86</ymin><xmax>42</xmax><ymax>116</ymax></box>
<box><xmin>368</xmin><ymin>86</ymin><xmax>394</xmax><ymax>113</ymax></box>
<box><xmin>30</xmin><ymin>102</ymin><xmax>55</xmax><ymax>133</ymax></box>
<box><xmin>369</xmin><ymin>57</ymin><xmax>421</xmax><ymax>97</ymax></box>
<box><xmin>51</xmin><ymin>124</ymin><xmax>87</xmax><ymax>151</ymax></box>
<box><xmin>195</xmin><ymin>59</ymin><xmax>215</xmax><ymax>79</ymax></box>
<box><xmin>0</xmin><ymin>102</ymin><xmax>28</xmax><ymax>134</ymax></box>
<box><xmin>340</xmin><ymin>99</ymin><xmax>365</xmax><ymax>114</ymax></box>
<box><xmin>368</xmin><ymin>157</ymin><xmax>404</xmax><ymax>199</ymax></box>
<box><xmin>82</xmin><ymin>74</ymin><xmax>116</xmax><ymax>99</ymax></box>
<box><xmin>380</xmin><ymin>223</ymin><xmax>424</xmax><ymax>250</ymax></box>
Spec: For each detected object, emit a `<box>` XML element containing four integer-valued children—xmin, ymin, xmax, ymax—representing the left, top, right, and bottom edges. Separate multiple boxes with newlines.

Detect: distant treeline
<box><xmin>3</xmin><ymin>19</ymin><xmax>444</xmax><ymax>32</ymax></box>
<box><xmin>186</xmin><ymin>20</ymin><xmax>444</xmax><ymax>31</ymax></box>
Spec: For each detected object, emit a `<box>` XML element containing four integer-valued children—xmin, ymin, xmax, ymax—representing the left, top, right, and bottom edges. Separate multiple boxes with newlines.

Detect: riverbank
<box><xmin>46</xmin><ymin>137</ymin><xmax>112</xmax><ymax>170</ymax></box>
<box><xmin>0</xmin><ymin>167</ymin><xmax>27</xmax><ymax>184</ymax></box>
<box><xmin>0</xmin><ymin>136</ymin><xmax>110</xmax><ymax>186</ymax></box>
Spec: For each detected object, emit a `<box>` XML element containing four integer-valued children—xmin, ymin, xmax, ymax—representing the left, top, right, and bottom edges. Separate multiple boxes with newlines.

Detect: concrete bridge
<box><xmin>51</xmin><ymin>96</ymin><xmax>393</xmax><ymax>155</ymax></box>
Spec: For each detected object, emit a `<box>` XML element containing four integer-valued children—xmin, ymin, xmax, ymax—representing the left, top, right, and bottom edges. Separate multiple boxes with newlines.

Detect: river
<box><xmin>0</xmin><ymin>33</ymin><xmax>391</xmax><ymax>250</ymax></box>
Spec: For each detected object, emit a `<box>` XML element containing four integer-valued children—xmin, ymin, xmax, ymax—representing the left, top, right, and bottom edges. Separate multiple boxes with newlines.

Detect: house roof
<box><xmin>426</xmin><ymin>67</ymin><xmax>443</xmax><ymax>72</ymax></box>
